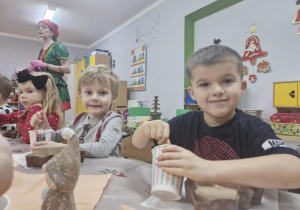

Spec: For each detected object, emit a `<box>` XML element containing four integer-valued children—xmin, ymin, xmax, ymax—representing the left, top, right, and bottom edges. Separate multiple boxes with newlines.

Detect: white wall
<box><xmin>0</xmin><ymin>35</ymin><xmax>88</xmax><ymax>80</ymax></box>
<box><xmin>194</xmin><ymin>0</ymin><xmax>300</xmax><ymax>121</ymax></box>
<box><xmin>89</xmin><ymin>0</ymin><xmax>215</xmax><ymax>120</ymax></box>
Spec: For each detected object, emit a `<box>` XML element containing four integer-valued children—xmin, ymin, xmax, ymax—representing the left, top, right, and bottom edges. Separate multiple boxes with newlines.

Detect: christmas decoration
<box><xmin>213</xmin><ymin>38</ymin><xmax>221</xmax><ymax>45</ymax></box>
<box><xmin>241</xmin><ymin>36</ymin><xmax>268</xmax><ymax>65</ymax></box>
<box><xmin>292</xmin><ymin>8</ymin><xmax>300</xmax><ymax>24</ymax></box>
<box><xmin>243</xmin><ymin>66</ymin><xmax>249</xmax><ymax>75</ymax></box>
<box><xmin>248</xmin><ymin>74</ymin><xmax>257</xmax><ymax>83</ymax></box>
<box><xmin>249</xmin><ymin>22</ymin><xmax>256</xmax><ymax>33</ymax></box>
<box><xmin>257</xmin><ymin>60</ymin><xmax>270</xmax><ymax>73</ymax></box>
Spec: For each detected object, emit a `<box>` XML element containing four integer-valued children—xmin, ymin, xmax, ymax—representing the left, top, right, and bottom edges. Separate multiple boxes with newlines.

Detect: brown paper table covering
<box><xmin>6</xmin><ymin>171</ymin><xmax>111</xmax><ymax>210</ymax></box>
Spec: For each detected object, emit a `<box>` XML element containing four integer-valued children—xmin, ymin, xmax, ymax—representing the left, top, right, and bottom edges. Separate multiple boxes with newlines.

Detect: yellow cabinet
<box><xmin>274</xmin><ymin>81</ymin><xmax>300</xmax><ymax>107</ymax></box>
<box><xmin>75</xmin><ymin>59</ymin><xmax>86</xmax><ymax>115</ymax></box>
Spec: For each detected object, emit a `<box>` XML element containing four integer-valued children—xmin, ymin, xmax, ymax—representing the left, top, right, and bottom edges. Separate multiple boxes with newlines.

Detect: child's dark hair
<box><xmin>0</xmin><ymin>75</ymin><xmax>12</xmax><ymax>100</ymax></box>
<box><xmin>185</xmin><ymin>45</ymin><xmax>243</xmax><ymax>84</ymax></box>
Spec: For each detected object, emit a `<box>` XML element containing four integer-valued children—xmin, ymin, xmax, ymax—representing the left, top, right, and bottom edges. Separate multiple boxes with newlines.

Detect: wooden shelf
<box><xmin>184</xmin><ymin>88</ymin><xmax>199</xmax><ymax>111</ymax></box>
<box><xmin>185</xmin><ymin>104</ymin><xmax>199</xmax><ymax>111</ymax></box>
<box><xmin>8</xmin><ymin>86</ymin><xmax>19</xmax><ymax>111</ymax></box>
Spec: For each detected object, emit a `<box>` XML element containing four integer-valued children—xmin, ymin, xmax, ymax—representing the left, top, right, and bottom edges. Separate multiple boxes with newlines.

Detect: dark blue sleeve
<box><xmin>247</xmin><ymin>116</ymin><xmax>300</xmax><ymax>158</ymax></box>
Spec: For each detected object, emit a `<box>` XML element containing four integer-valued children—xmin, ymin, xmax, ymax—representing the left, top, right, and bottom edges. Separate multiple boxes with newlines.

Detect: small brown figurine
<box><xmin>41</xmin><ymin>128</ymin><xmax>81</xmax><ymax>210</ymax></box>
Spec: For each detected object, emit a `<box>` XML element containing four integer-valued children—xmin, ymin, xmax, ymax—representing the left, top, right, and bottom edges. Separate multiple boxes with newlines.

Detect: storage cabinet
<box><xmin>75</xmin><ymin>59</ymin><xmax>86</xmax><ymax>115</ymax></box>
<box><xmin>274</xmin><ymin>81</ymin><xmax>300</xmax><ymax>107</ymax></box>
<box><xmin>273</xmin><ymin>81</ymin><xmax>300</xmax><ymax>141</ymax></box>
<box><xmin>89</xmin><ymin>54</ymin><xmax>111</xmax><ymax>67</ymax></box>
<box><xmin>111</xmin><ymin>81</ymin><xmax>128</xmax><ymax>112</ymax></box>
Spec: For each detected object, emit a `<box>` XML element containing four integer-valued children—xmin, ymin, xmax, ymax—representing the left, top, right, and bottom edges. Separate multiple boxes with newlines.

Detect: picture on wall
<box><xmin>130</xmin><ymin>45</ymin><xmax>146</xmax><ymax>91</ymax></box>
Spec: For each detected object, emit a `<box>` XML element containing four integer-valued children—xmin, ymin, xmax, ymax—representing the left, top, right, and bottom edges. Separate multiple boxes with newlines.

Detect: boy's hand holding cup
<box><xmin>151</xmin><ymin>144</ymin><xmax>184</xmax><ymax>201</ymax></box>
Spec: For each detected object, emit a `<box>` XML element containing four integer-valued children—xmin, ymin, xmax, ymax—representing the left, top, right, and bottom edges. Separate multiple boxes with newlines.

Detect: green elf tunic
<box><xmin>39</xmin><ymin>42</ymin><xmax>71</xmax><ymax>111</ymax></box>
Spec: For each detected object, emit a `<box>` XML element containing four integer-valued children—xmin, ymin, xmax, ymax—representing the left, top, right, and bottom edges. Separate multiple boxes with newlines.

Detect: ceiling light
<box><xmin>43</xmin><ymin>7</ymin><xmax>56</xmax><ymax>20</ymax></box>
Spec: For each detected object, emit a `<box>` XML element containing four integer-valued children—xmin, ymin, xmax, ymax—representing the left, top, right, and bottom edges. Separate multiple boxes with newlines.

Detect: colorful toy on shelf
<box><xmin>270</xmin><ymin>113</ymin><xmax>300</xmax><ymax>124</ymax></box>
<box><xmin>150</xmin><ymin>96</ymin><xmax>162</xmax><ymax>121</ymax></box>
<box><xmin>270</xmin><ymin>122</ymin><xmax>300</xmax><ymax>136</ymax></box>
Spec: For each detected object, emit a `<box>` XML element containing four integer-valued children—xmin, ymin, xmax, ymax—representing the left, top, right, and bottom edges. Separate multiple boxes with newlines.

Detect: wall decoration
<box><xmin>213</xmin><ymin>38</ymin><xmax>221</xmax><ymax>45</ymax></box>
<box><xmin>241</xmin><ymin>36</ymin><xmax>268</xmax><ymax>65</ymax></box>
<box><xmin>130</xmin><ymin>45</ymin><xmax>147</xmax><ymax>91</ymax></box>
<box><xmin>257</xmin><ymin>60</ymin><xmax>270</xmax><ymax>73</ymax></box>
<box><xmin>136</xmin><ymin>15</ymin><xmax>160</xmax><ymax>47</ymax></box>
<box><xmin>248</xmin><ymin>74</ymin><xmax>257</xmax><ymax>83</ymax></box>
<box><xmin>292</xmin><ymin>8</ymin><xmax>300</xmax><ymax>24</ymax></box>
<box><xmin>249</xmin><ymin>22</ymin><xmax>256</xmax><ymax>33</ymax></box>
<box><xmin>243</xmin><ymin>66</ymin><xmax>249</xmax><ymax>75</ymax></box>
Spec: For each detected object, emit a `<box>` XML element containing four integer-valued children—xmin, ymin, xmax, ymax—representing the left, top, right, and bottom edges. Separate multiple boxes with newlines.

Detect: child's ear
<box><xmin>188</xmin><ymin>87</ymin><xmax>196</xmax><ymax>100</ymax></box>
<box><xmin>112</xmin><ymin>93</ymin><xmax>118</xmax><ymax>104</ymax></box>
<box><xmin>240</xmin><ymin>81</ymin><xmax>247</xmax><ymax>95</ymax></box>
<box><xmin>188</xmin><ymin>86</ymin><xmax>196</xmax><ymax>101</ymax></box>
<box><xmin>78</xmin><ymin>91</ymin><xmax>82</xmax><ymax>100</ymax></box>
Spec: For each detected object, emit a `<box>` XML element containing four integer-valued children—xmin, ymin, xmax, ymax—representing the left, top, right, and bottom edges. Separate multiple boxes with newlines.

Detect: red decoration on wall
<box><xmin>257</xmin><ymin>60</ymin><xmax>270</xmax><ymax>73</ymax></box>
<box><xmin>241</xmin><ymin>36</ymin><xmax>268</xmax><ymax>65</ymax></box>
<box><xmin>243</xmin><ymin>66</ymin><xmax>249</xmax><ymax>75</ymax></box>
<box><xmin>248</xmin><ymin>74</ymin><xmax>257</xmax><ymax>83</ymax></box>
<box><xmin>292</xmin><ymin>8</ymin><xmax>300</xmax><ymax>24</ymax></box>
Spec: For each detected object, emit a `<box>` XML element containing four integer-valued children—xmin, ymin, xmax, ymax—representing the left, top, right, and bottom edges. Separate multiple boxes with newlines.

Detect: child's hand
<box><xmin>141</xmin><ymin>120</ymin><xmax>170</xmax><ymax>145</ymax></box>
<box><xmin>30</xmin><ymin>111</ymin><xmax>50</xmax><ymax>129</ymax></box>
<box><xmin>30</xmin><ymin>141</ymin><xmax>65</xmax><ymax>151</ymax></box>
<box><xmin>156</xmin><ymin>145</ymin><xmax>211</xmax><ymax>183</ymax></box>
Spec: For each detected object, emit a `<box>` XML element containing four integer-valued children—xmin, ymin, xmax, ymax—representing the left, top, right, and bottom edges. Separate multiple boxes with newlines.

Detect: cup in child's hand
<box><xmin>151</xmin><ymin>144</ymin><xmax>183</xmax><ymax>201</ymax></box>
<box><xmin>29</xmin><ymin>129</ymin><xmax>51</xmax><ymax>148</ymax></box>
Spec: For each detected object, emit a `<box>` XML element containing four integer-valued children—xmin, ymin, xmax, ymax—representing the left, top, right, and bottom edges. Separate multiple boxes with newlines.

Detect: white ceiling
<box><xmin>0</xmin><ymin>0</ymin><xmax>164</xmax><ymax>48</ymax></box>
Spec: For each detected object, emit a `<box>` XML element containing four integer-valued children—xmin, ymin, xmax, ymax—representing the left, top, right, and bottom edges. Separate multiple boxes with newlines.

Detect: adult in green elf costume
<box><xmin>29</xmin><ymin>19</ymin><xmax>71</xmax><ymax>112</ymax></box>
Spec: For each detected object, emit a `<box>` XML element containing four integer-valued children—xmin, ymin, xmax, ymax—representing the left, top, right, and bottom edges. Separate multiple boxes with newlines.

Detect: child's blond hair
<box><xmin>78</xmin><ymin>65</ymin><xmax>120</xmax><ymax>96</ymax></box>
<box><xmin>27</xmin><ymin>71</ymin><xmax>63</xmax><ymax>124</ymax></box>
<box><xmin>0</xmin><ymin>75</ymin><xmax>12</xmax><ymax>100</ymax></box>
